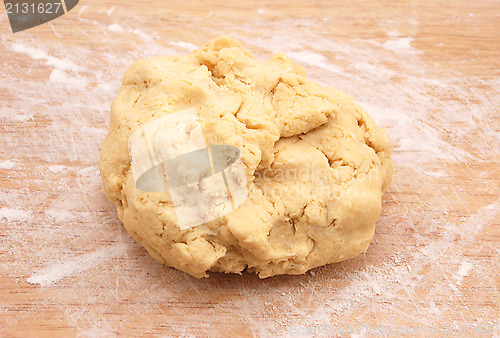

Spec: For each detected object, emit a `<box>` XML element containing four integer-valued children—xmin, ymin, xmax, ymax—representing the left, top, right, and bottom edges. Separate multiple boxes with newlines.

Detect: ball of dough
<box><xmin>100</xmin><ymin>36</ymin><xmax>393</xmax><ymax>278</ymax></box>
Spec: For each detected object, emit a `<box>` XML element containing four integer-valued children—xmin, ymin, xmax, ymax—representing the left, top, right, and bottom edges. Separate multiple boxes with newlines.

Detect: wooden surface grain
<box><xmin>0</xmin><ymin>0</ymin><xmax>499</xmax><ymax>337</ymax></box>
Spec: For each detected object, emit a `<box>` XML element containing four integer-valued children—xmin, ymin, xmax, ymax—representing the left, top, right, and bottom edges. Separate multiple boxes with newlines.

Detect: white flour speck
<box><xmin>49</xmin><ymin>69</ymin><xmax>89</xmax><ymax>87</ymax></box>
<box><xmin>77</xmin><ymin>166</ymin><xmax>100</xmax><ymax>177</ymax></box>
<box><xmin>47</xmin><ymin>165</ymin><xmax>67</xmax><ymax>173</ymax></box>
<box><xmin>170</xmin><ymin>41</ymin><xmax>198</xmax><ymax>52</ymax></box>
<box><xmin>26</xmin><ymin>244</ymin><xmax>129</xmax><ymax>287</ymax></box>
<box><xmin>77</xmin><ymin>4</ymin><xmax>88</xmax><ymax>15</ymax></box>
<box><xmin>386</xmin><ymin>30</ymin><xmax>402</xmax><ymax>38</ymax></box>
<box><xmin>106</xmin><ymin>6</ymin><xmax>116</xmax><ymax>16</ymax></box>
<box><xmin>130</xmin><ymin>28</ymin><xmax>151</xmax><ymax>41</ymax></box>
<box><xmin>107</xmin><ymin>23</ymin><xmax>124</xmax><ymax>33</ymax></box>
<box><xmin>10</xmin><ymin>43</ymin><xmax>82</xmax><ymax>71</ymax></box>
<box><xmin>422</xmin><ymin>170</ymin><xmax>447</xmax><ymax>177</ymax></box>
<box><xmin>0</xmin><ymin>208</ymin><xmax>33</xmax><ymax>222</ymax></box>
<box><xmin>0</xmin><ymin>160</ymin><xmax>16</xmax><ymax>169</ymax></box>
<box><xmin>382</xmin><ymin>37</ymin><xmax>413</xmax><ymax>52</ymax></box>
<box><xmin>287</xmin><ymin>50</ymin><xmax>344</xmax><ymax>74</ymax></box>
<box><xmin>452</xmin><ymin>261</ymin><xmax>474</xmax><ymax>286</ymax></box>
<box><xmin>45</xmin><ymin>209</ymin><xmax>75</xmax><ymax>223</ymax></box>
<box><xmin>8</xmin><ymin>113</ymin><xmax>33</xmax><ymax>122</ymax></box>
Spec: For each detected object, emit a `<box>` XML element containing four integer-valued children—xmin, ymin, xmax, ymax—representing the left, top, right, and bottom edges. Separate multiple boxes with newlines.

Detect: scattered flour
<box><xmin>77</xmin><ymin>165</ymin><xmax>100</xmax><ymax>177</ymax></box>
<box><xmin>449</xmin><ymin>261</ymin><xmax>474</xmax><ymax>292</ymax></box>
<box><xmin>129</xmin><ymin>28</ymin><xmax>152</xmax><ymax>41</ymax></box>
<box><xmin>382</xmin><ymin>37</ymin><xmax>414</xmax><ymax>52</ymax></box>
<box><xmin>10</xmin><ymin>43</ymin><xmax>82</xmax><ymax>71</ymax></box>
<box><xmin>107</xmin><ymin>23</ymin><xmax>124</xmax><ymax>33</ymax></box>
<box><xmin>44</xmin><ymin>209</ymin><xmax>94</xmax><ymax>223</ymax></box>
<box><xmin>452</xmin><ymin>261</ymin><xmax>474</xmax><ymax>285</ymax></box>
<box><xmin>8</xmin><ymin>113</ymin><xmax>33</xmax><ymax>122</ymax></box>
<box><xmin>0</xmin><ymin>208</ymin><xmax>33</xmax><ymax>222</ymax></box>
<box><xmin>106</xmin><ymin>6</ymin><xmax>116</xmax><ymax>16</ymax></box>
<box><xmin>49</xmin><ymin>69</ymin><xmax>89</xmax><ymax>87</ymax></box>
<box><xmin>45</xmin><ymin>209</ymin><xmax>75</xmax><ymax>223</ymax></box>
<box><xmin>386</xmin><ymin>30</ymin><xmax>402</xmax><ymax>38</ymax></box>
<box><xmin>0</xmin><ymin>160</ymin><xmax>16</xmax><ymax>169</ymax></box>
<box><xmin>169</xmin><ymin>41</ymin><xmax>198</xmax><ymax>52</ymax></box>
<box><xmin>47</xmin><ymin>164</ymin><xmax>67</xmax><ymax>173</ymax></box>
<box><xmin>287</xmin><ymin>50</ymin><xmax>345</xmax><ymax>75</ymax></box>
<box><xmin>422</xmin><ymin>170</ymin><xmax>447</xmax><ymax>177</ymax></box>
<box><xmin>27</xmin><ymin>243</ymin><xmax>128</xmax><ymax>287</ymax></box>
<box><xmin>77</xmin><ymin>4</ymin><xmax>88</xmax><ymax>15</ymax></box>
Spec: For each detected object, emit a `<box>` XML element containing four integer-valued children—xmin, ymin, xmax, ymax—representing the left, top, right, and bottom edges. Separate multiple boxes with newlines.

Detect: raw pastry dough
<box><xmin>100</xmin><ymin>36</ymin><xmax>393</xmax><ymax>278</ymax></box>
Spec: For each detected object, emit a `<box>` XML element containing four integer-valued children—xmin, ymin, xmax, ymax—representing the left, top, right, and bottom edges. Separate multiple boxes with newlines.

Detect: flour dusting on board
<box><xmin>169</xmin><ymin>41</ymin><xmax>198</xmax><ymax>52</ymax></box>
<box><xmin>10</xmin><ymin>42</ymin><xmax>82</xmax><ymax>71</ymax></box>
<box><xmin>0</xmin><ymin>8</ymin><xmax>498</xmax><ymax>337</ymax></box>
<box><xmin>107</xmin><ymin>23</ymin><xmax>124</xmax><ymax>33</ymax></box>
<box><xmin>382</xmin><ymin>37</ymin><xmax>414</xmax><ymax>52</ymax></box>
<box><xmin>0</xmin><ymin>159</ymin><xmax>16</xmax><ymax>169</ymax></box>
<box><xmin>27</xmin><ymin>243</ymin><xmax>128</xmax><ymax>287</ymax></box>
<box><xmin>452</xmin><ymin>261</ymin><xmax>473</xmax><ymax>286</ymax></box>
<box><xmin>0</xmin><ymin>208</ymin><xmax>33</xmax><ymax>222</ymax></box>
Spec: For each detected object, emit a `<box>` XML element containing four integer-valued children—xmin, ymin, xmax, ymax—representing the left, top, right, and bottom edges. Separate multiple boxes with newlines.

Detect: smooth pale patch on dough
<box><xmin>100</xmin><ymin>36</ymin><xmax>394</xmax><ymax>278</ymax></box>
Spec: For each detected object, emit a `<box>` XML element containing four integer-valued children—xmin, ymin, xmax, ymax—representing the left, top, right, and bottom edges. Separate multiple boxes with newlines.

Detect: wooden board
<box><xmin>0</xmin><ymin>0</ymin><xmax>498</xmax><ymax>336</ymax></box>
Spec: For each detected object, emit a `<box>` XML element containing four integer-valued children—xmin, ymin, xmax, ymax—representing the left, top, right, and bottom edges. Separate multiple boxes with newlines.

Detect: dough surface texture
<box><xmin>100</xmin><ymin>36</ymin><xmax>393</xmax><ymax>278</ymax></box>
